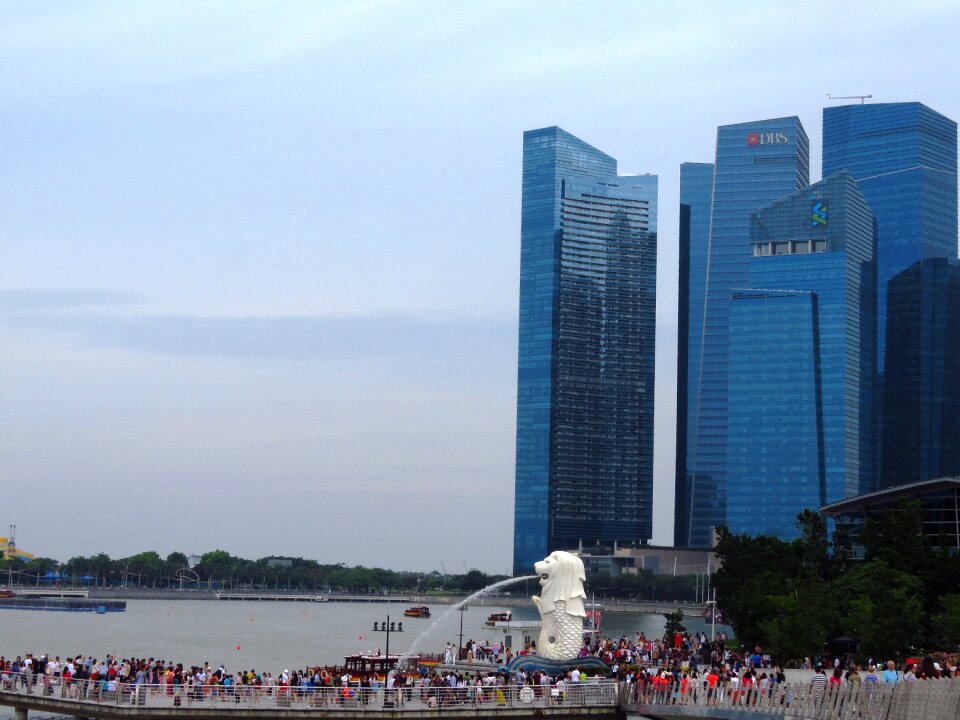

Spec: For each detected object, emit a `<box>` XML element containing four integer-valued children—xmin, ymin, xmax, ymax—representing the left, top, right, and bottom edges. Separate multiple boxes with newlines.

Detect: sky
<box><xmin>2</xmin><ymin>1</ymin><xmax>959</xmax><ymax>574</ymax></box>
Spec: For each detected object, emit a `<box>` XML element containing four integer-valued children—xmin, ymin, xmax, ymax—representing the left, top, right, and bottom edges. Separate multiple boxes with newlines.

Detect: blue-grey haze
<box><xmin>2</xmin><ymin>1</ymin><xmax>959</xmax><ymax>571</ymax></box>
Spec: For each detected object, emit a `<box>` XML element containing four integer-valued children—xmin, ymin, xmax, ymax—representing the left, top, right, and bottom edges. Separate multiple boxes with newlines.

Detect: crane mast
<box><xmin>827</xmin><ymin>93</ymin><xmax>873</xmax><ymax>104</ymax></box>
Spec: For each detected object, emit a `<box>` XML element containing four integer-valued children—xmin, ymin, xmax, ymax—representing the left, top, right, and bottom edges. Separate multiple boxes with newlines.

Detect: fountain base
<box><xmin>506</xmin><ymin>654</ymin><xmax>611</xmax><ymax>677</ymax></box>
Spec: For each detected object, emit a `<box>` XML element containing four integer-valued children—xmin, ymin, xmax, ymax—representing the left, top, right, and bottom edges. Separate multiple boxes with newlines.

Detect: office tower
<box><xmin>824</xmin><ymin>102</ymin><xmax>958</xmax><ymax>491</ymax></box>
<box><xmin>726</xmin><ymin>172</ymin><xmax>877</xmax><ymax>539</ymax></box>
<box><xmin>680</xmin><ymin>118</ymin><xmax>809</xmax><ymax>547</ymax></box>
<box><xmin>513</xmin><ymin>126</ymin><xmax>657</xmax><ymax>575</ymax></box>
<box><xmin>882</xmin><ymin>258</ymin><xmax>960</xmax><ymax>487</ymax></box>
<box><xmin>822</xmin><ymin>102</ymin><xmax>958</xmax><ymax>371</ymax></box>
<box><xmin>674</xmin><ymin>162</ymin><xmax>714</xmax><ymax>547</ymax></box>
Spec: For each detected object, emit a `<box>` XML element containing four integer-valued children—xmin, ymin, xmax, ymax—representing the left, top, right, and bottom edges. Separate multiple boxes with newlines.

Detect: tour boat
<box><xmin>484</xmin><ymin>610</ymin><xmax>512</xmax><ymax>625</ymax></box>
<box><xmin>403</xmin><ymin>605</ymin><xmax>431</xmax><ymax>618</ymax></box>
<box><xmin>584</xmin><ymin>602</ymin><xmax>603</xmax><ymax>635</ymax></box>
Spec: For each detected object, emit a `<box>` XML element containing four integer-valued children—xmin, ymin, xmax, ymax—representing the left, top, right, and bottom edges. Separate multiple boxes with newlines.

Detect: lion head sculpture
<box><xmin>533</xmin><ymin>550</ymin><xmax>586</xmax><ymax>617</ymax></box>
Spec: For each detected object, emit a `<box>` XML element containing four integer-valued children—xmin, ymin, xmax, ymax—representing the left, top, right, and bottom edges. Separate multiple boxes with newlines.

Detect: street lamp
<box><xmin>776</xmin><ymin>608</ymin><xmax>785</xmax><ymax>670</ymax></box>
<box><xmin>372</xmin><ymin>615</ymin><xmax>403</xmax><ymax>670</ymax></box>
<box><xmin>706</xmin><ymin>588</ymin><xmax>717</xmax><ymax>642</ymax></box>
<box><xmin>457</xmin><ymin>604</ymin><xmax>468</xmax><ymax>663</ymax></box>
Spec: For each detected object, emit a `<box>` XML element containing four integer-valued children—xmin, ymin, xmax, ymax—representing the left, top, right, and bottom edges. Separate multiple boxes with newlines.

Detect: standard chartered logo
<box><xmin>811</xmin><ymin>201</ymin><xmax>828</xmax><ymax>226</ymax></box>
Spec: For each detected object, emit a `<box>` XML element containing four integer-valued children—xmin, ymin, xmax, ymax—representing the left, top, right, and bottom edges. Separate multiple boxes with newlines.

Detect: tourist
<box><xmin>920</xmin><ymin>657</ymin><xmax>941</xmax><ymax>679</ymax></box>
<box><xmin>882</xmin><ymin>660</ymin><xmax>899</xmax><ymax>684</ymax></box>
<box><xmin>903</xmin><ymin>663</ymin><xmax>917</xmax><ymax>683</ymax></box>
<box><xmin>810</xmin><ymin>664</ymin><xmax>828</xmax><ymax>698</ymax></box>
<box><xmin>705</xmin><ymin>666</ymin><xmax>719</xmax><ymax>705</ymax></box>
<box><xmin>845</xmin><ymin>664</ymin><xmax>862</xmax><ymax>684</ymax></box>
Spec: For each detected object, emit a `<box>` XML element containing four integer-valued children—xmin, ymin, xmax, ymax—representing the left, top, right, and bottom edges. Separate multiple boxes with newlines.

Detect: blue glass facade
<box><xmin>822</xmin><ymin>102</ymin><xmax>958</xmax><ymax>372</ymax></box>
<box><xmin>726</xmin><ymin>173</ymin><xmax>877</xmax><ymax>539</ymax></box>
<box><xmin>682</xmin><ymin>118</ymin><xmax>809</xmax><ymax>547</ymax></box>
<box><xmin>514</xmin><ymin>127</ymin><xmax>657</xmax><ymax>575</ymax></box>
<box><xmin>882</xmin><ymin>258</ymin><xmax>960</xmax><ymax>488</ymax></box>
<box><xmin>674</xmin><ymin>162</ymin><xmax>714</xmax><ymax>547</ymax></box>
<box><xmin>727</xmin><ymin>290</ymin><xmax>823</xmax><ymax>537</ymax></box>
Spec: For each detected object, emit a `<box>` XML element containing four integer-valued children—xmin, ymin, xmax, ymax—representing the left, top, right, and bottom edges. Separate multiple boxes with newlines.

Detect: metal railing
<box><xmin>619</xmin><ymin>677</ymin><xmax>960</xmax><ymax>720</ymax></box>
<box><xmin>0</xmin><ymin>674</ymin><xmax>619</xmax><ymax>711</ymax></box>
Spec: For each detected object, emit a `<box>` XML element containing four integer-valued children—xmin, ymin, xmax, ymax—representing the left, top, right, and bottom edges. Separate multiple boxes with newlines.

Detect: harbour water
<box><xmin>0</xmin><ymin>599</ymin><xmax>725</xmax><ymax>668</ymax></box>
<box><xmin>0</xmin><ymin>598</ymin><xmax>728</xmax><ymax>719</ymax></box>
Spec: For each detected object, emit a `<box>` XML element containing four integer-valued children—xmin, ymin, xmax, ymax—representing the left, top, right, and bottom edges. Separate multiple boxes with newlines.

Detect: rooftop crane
<box><xmin>827</xmin><ymin>93</ymin><xmax>873</xmax><ymax>104</ymax></box>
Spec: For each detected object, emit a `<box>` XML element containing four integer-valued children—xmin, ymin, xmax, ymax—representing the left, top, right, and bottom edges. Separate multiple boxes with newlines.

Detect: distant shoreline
<box><xmin>53</xmin><ymin>588</ymin><xmax>707</xmax><ymax>614</ymax></box>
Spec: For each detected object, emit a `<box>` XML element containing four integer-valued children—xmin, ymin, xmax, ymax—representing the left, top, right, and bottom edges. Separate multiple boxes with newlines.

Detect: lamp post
<box><xmin>706</xmin><ymin>588</ymin><xmax>717</xmax><ymax>642</ymax></box>
<box><xmin>457</xmin><ymin>604</ymin><xmax>467</xmax><ymax>663</ymax></box>
<box><xmin>777</xmin><ymin>608</ymin><xmax>785</xmax><ymax>670</ymax></box>
<box><xmin>372</xmin><ymin>616</ymin><xmax>403</xmax><ymax>671</ymax></box>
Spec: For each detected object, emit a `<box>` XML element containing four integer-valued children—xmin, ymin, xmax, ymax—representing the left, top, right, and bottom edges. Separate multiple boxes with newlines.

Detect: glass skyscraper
<box><xmin>824</xmin><ymin>102</ymin><xmax>958</xmax><ymax>492</ymax></box>
<box><xmin>679</xmin><ymin>117</ymin><xmax>809</xmax><ymax>547</ymax></box>
<box><xmin>513</xmin><ymin>127</ymin><xmax>657</xmax><ymax>575</ymax></box>
<box><xmin>726</xmin><ymin>173</ymin><xmax>877</xmax><ymax>539</ymax></box>
<box><xmin>882</xmin><ymin>258</ymin><xmax>960</xmax><ymax>488</ymax></box>
<box><xmin>674</xmin><ymin>162</ymin><xmax>714</xmax><ymax>547</ymax></box>
<box><xmin>822</xmin><ymin>102</ymin><xmax>958</xmax><ymax>372</ymax></box>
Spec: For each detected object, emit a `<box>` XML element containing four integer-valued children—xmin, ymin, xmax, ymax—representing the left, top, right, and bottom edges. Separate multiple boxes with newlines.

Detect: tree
<box><xmin>663</xmin><ymin>609</ymin><xmax>686</xmax><ymax>642</ymax></box>
<box><xmin>932</xmin><ymin>594</ymin><xmax>960</xmax><ymax>650</ymax></box>
<box><xmin>712</xmin><ymin>527</ymin><xmax>801</xmax><ymax>648</ymax></box>
<box><xmin>457</xmin><ymin>569</ymin><xmax>495</xmax><ymax>593</ymax></box>
<box><xmin>832</xmin><ymin>560</ymin><xmax>924</xmax><ymax>659</ymax></box>
<box><xmin>795</xmin><ymin>510</ymin><xmax>833</xmax><ymax>581</ymax></box>
<box><xmin>860</xmin><ymin>501</ymin><xmax>931</xmax><ymax>575</ymax></box>
<box><xmin>759</xmin><ymin>582</ymin><xmax>836</xmax><ymax>665</ymax></box>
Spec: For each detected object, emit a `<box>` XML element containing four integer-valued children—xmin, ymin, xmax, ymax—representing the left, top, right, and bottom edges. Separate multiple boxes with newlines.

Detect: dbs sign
<box><xmin>747</xmin><ymin>132</ymin><xmax>788</xmax><ymax>146</ymax></box>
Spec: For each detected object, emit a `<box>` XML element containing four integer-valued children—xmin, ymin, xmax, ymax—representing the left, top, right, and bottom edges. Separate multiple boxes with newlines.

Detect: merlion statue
<box><xmin>532</xmin><ymin>551</ymin><xmax>587</xmax><ymax>660</ymax></box>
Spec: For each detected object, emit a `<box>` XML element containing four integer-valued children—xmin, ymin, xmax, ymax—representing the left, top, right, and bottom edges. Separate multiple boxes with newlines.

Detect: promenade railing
<box><xmin>0</xmin><ymin>674</ymin><xmax>619</xmax><ymax>711</ymax></box>
<box><xmin>619</xmin><ymin>677</ymin><xmax>960</xmax><ymax>720</ymax></box>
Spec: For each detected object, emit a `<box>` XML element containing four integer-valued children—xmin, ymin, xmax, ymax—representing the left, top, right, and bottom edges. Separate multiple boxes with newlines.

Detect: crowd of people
<box><xmin>2</xmin><ymin>630</ymin><xmax>957</xmax><ymax>710</ymax></box>
<box><xmin>0</xmin><ymin>652</ymin><xmax>608</xmax><ymax>707</ymax></box>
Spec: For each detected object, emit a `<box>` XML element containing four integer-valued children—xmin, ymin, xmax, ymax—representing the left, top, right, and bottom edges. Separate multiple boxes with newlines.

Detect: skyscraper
<box><xmin>882</xmin><ymin>258</ymin><xmax>960</xmax><ymax>487</ymax></box>
<box><xmin>822</xmin><ymin>102</ymin><xmax>958</xmax><ymax>371</ymax></box>
<box><xmin>679</xmin><ymin>117</ymin><xmax>809</xmax><ymax>547</ymax></box>
<box><xmin>513</xmin><ymin>127</ymin><xmax>657</xmax><ymax>575</ymax></box>
<box><xmin>824</xmin><ymin>102</ymin><xmax>958</xmax><ymax>491</ymax></box>
<box><xmin>726</xmin><ymin>172</ymin><xmax>877</xmax><ymax>539</ymax></box>
<box><xmin>674</xmin><ymin>162</ymin><xmax>714</xmax><ymax>548</ymax></box>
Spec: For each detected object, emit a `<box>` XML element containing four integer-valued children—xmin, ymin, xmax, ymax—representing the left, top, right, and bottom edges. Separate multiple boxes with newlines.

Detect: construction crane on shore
<box><xmin>2</xmin><ymin>524</ymin><xmax>35</xmax><ymax>561</ymax></box>
<box><xmin>827</xmin><ymin>93</ymin><xmax>873</xmax><ymax>104</ymax></box>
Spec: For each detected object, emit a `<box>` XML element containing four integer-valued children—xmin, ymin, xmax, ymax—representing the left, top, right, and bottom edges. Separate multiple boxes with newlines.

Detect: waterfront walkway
<box><xmin>5</xmin><ymin>676</ymin><xmax>960</xmax><ymax>720</ymax></box>
<box><xmin>0</xmin><ymin>677</ymin><xmax>619</xmax><ymax>719</ymax></box>
<box><xmin>620</xmin><ymin>677</ymin><xmax>960</xmax><ymax>720</ymax></box>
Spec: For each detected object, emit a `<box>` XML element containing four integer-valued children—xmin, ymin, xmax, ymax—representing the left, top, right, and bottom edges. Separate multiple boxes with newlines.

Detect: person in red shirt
<box><xmin>706</xmin><ymin>668</ymin><xmax>720</xmax><ymax>706</ymax></box>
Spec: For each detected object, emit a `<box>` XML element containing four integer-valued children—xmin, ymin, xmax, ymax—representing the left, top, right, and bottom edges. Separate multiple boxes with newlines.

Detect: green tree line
<box><xmin>1</xmin><ymin>550</ymin><xmax>703</xmax><ymax>601</ymax></box>
<box><xmin>0</xmin><ymin>549</ymin><xmax>506</xmax><ymax>594</ymax></box>
<box><xmin>713</xmin><ymin>504</ymin><xmax>960</xmax><ymax>663</ymax></box>
<box><xmin>586</xmin><ymin>569</ymin><xmax>699</xmax><ymax>602</ymax></box>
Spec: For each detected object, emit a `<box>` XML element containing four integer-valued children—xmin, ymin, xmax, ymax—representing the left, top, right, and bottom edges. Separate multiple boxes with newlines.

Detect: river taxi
<box><xmin>403</xmin><ymin>605</ymin><xmax>431</xmax><ymax>618</ymax></box>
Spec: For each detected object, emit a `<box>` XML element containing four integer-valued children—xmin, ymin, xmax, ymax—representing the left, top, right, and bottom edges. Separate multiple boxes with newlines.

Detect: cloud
<box><xmin>0</xmin><ymin>294</ymin><xmax>516</xmax><ymax>365</ymax></box>
<box><xmin>0</xmin><ymin>287</ymin><xmax>141</xmax><ymax>310</ymax></box>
